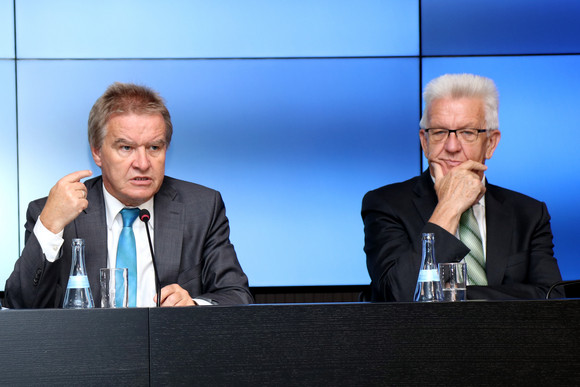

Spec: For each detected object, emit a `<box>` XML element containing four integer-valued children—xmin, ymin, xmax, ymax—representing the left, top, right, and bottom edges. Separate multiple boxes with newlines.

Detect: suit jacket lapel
<box><xmin>73</xmin><ymin>177</ymin><xmax>108</xmax><ymax>306</ymax></box>
<box><xmin>484</xmin><ymin>183</ymin><xmax>513</xmax><ymax>285</ymax></box>
<box><xmin>412</xmin><ymin>170</ymin><xmax>439</xmax><ymax>223</ymax></box>
<box><xmin>154</xmin><ymin>180</ymin><xmax>184</xmax><ymax>286</ymax></box>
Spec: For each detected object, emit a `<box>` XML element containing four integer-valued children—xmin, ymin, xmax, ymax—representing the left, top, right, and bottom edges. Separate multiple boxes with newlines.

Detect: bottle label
<box><xmin>67</xmin><ymin>275</ymin><xmax>90</xmax><ymax>289</ymax></box>
<box><xmin>417</xmin><ymin>269</ymin><xmax>439</xmax><ymax>282</ymax></box>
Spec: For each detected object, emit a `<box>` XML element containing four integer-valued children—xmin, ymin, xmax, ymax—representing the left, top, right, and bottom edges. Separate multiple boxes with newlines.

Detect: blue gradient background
<box><xmin>0</xmin><ymin>0</ymin><xmax>13</xmax><ymax>58</ymax></box>
<box><xmin>422</xmin><ymin>0</ymin><xmax>580</xmax><ymax>55</ymax></box>
<box><xmin>1</xmin><ymin>0</ymin><xmax>579</xmax><ymax>289</ymax></box>
<box><xmin>16</xmin><ymin>0</ymin><xmax>418</xmax><ymax>58</ymax></box>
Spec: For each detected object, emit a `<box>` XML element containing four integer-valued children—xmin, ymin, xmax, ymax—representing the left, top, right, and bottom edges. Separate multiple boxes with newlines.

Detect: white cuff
<box><xmin>33</xmin><ymin>218</ymin><xmax>64</xmax><ymax>263</ymax></box>
<box><xmin>193</xmin><ymin>298</ymin><xmax>214</xmax><ymax>306</ymax></box>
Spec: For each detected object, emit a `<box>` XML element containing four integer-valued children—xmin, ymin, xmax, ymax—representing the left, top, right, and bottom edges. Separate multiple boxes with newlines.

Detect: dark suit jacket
<box><xmin>5</xmin><ymin>176</ymin><xmax>253</xmax><ymax>308</ymax></box>
<box><xmin>362</xmin><ymin>170</ymin><xmax>563</xmax><ymax>302</ymax></box>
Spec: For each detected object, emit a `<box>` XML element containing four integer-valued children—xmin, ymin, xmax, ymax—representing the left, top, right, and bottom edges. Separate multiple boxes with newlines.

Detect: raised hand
<box><xmin>429</xmin><ymin>161</ymin><xmax>486</xmax><ymax>234</ymax></box>
<box><xmin>39</xmin><ymin>170</ymin><xmax>93</xmax><ymax>234</ymax></box>
<box><xmin>432</xmin><ymin>160</ymin><xmax>486</xmax><ymax>214</ymax></box>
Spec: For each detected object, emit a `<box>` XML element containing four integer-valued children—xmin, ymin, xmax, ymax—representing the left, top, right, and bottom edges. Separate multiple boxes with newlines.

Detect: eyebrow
<box><xmin>113</xmin><ymin>138</ymin><xmax>167</xmax><ymax>147</ymax></box>
<box><xmin>113</xmin><ymin>138</ymin><xmax>136</xmax><ymax>146</ymax></box>
<box><xmin>428</xmin><ymin>122</ymin><xmax>483</xmax><ymax>130</ymax></box>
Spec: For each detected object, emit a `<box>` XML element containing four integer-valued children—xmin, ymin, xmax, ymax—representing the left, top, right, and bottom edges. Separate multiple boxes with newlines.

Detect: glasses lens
<box><xmin>458</xmin><ymin>129</ymin><xmax>478</xmax><ymax>143</ymax></box>
<box><xmin>429</xmin><ymin>129</ymin><xmax>448</xmax><ymax>142</ymax></box>
<box><xmin>428</xmin><ymin>129</ymin><xmax>483</xmax><ymax>143</ymax></box>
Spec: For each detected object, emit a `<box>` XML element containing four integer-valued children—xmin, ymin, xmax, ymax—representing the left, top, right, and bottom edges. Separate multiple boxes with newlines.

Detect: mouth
<box><xmin>130</xmin><ymin>177</ymin><xmax>152</xmax><ymax>185</ymax></box>
<box><xmin>443</xmin><ymin>159</ymin><xmax>463</xmax><ymax>168</ymax></box>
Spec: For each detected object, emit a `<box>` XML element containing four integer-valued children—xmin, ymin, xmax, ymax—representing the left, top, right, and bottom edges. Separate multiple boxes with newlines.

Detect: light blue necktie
<box><xmin>116</xmin><ymin>208</ymin><xmax>139</xmax><ymax>307</ymax></box>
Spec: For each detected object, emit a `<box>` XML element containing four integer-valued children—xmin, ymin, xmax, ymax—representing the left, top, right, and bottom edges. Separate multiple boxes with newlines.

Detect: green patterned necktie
<box><xmin>459</xmin><ymin>207</ymin><xmax>488</xmax><ymax>285</ymax></box>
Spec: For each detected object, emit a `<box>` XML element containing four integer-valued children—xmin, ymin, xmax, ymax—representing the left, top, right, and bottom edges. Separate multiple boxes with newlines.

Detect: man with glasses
<box><xmin>362</xmin><ymin>73</ymin><xmax>562</xmax><ymax>301</ymax></box>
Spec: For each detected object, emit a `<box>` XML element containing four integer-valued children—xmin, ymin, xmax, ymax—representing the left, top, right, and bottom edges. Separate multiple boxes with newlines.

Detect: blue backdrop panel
<box><xmin>16</xmin><ymin>58</ymin><xmax>419</xmax><ymax>287</ymax></box>
<box><xmin>423</xmin><ymin>56</ymin><xmax>580</xmax><ymax>280</ymax></box>
<box><xmin>16</xmin><ymin>0</ymin><xmax>418</xmax><ymax>58</ymax></box>
<box><xmin>0</xmin><ymin>0</ymin><xmax>14</xmax><ymax>58</ymax></box>
<box><xmin>0</xmin><ymin>62</ymin><xmax>19</xmax><ymax>289</ymax></box>
<box><xmin>422</xmin><ymin>0</ymin><xmax>580</xmax><ymax>56</ymax></box>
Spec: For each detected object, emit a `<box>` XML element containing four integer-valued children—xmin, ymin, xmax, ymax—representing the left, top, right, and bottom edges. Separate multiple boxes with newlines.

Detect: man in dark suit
<box><xmin>5</xmin><ymin>82</ymin><xmax>253</xmax><ymax>308</ymax></box>
<box><xmin>362</xmin><ymin>73</ymin><xmax>562</xmax><ymax>302</ymax></box>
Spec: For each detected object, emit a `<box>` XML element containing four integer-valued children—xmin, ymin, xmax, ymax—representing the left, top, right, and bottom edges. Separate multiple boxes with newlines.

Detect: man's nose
<box><xmin>132</xmin><ymin>148</ymin><xmax>151</xmax><ymax>170</ymax></box>
<box><xmin>444</xmin><ymin>131</ymin><xmax>462</xmax><ymax>152</ymax></box>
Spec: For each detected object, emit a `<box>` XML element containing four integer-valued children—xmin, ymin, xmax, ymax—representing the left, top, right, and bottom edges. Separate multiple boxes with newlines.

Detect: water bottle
<box><xmin>414</xmin><ymin>233</ymin><xmax>443</xmax><ymax>302</ymax></box>
<box><xmin>63</xmin><ymin>238</ymin><xmax>94</xmax><ymax>309</ymax></box>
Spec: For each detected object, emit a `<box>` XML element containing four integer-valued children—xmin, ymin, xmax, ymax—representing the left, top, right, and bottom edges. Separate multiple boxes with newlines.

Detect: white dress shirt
<box><xmin>102</xmin><ymin>188</ymin><xmax>157</xmax><ymax>307</ymax></box>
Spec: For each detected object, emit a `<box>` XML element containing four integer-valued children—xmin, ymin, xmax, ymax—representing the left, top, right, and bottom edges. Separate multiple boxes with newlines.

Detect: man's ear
<box><xmin>485</xmin><ymin>130</ymin><xmax>501</xmax><ymax>160</ymax></box>
<box><xmin>91</xmin><ymin>146</ymin><xmax>102</xmax><ymax>167</ymax></box>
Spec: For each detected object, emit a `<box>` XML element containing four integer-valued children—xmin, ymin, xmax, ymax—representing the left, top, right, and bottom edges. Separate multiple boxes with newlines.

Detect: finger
<box><xmin>158</xmin><ymin>286</ymin><xmax>171</xmax><ymax>304</ymax></box>
<box><xmin>431</xmin><ymin>162</ymin><xmax>444</xmax><ymax>182</ymax></box>
<box><xmin>459</xmin><ymin>160</ymin><xmax>487</xmax><ymax>173</ymax></box>
<box><xmin>160</xmin><ymin>292</ymin><xmax>184</xmax><ymax>307</ymax></box>
<box><xmin>78</xmin><ymin>198</ymin><xmax>89</xmax><ymax>213</ymax></box>
<box><xmin>475</xmin><ymin>186</ymin><xmax>487</xmax><ymax>202</ymax></box>
<box><xmin>160</xmin><ymin>296</ymin><xmax>175</xmax><ymax>307</ymax></box>
<box><xmin>63</xmin><ymin>170</ymin><xmax>93</xmax><ymax>183</ymax></box>
<box><xmin>71</xmin><ymin>181</ymin><xmax>88</xmax><ymax>193</ymax></box>
<box><xmin>158</xmin><ymin>284</ymin><xmax>178</xmax><ymax>305</ymax></box>
<box><xmin>177</xmin><ymin>297</ymin><xmax>194</xmax><ymax>306</ymax></box>
<box><xmin>64</xmin><ymin>185</ymin><xmax>87</xmax><ymax>201</ymax></box>
<box><xmin>159</xmin><ymin>295</ymin><xmax>173</xmax><ymax>307</ymax></box>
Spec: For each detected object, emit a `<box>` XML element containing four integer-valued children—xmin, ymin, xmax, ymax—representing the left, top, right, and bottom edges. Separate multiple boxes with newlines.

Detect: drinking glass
<box><xmin>100</xmin><ymin>268</ymin><xmax>128</xmax><ymax>308</ymax></box>
<box><xmin>438</xmin><ymin>262</ymin><xmax>467</xmax><ymax>301</ymax></box>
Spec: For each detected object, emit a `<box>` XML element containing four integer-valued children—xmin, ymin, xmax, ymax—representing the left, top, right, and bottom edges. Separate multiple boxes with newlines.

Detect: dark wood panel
<box><xmin>149</xmin><ymin>300</ymin><xmax>580</xmax><ymax>386</ymax></box>
<box><xmin>250</xmin><ymin>285</ymin><xmax>369</xmax><ymax>303</ymax></box>
<box><xmin>0</xmin><ymin>308</ymin><xmax>149</xmax><ymax>386</ymax></box>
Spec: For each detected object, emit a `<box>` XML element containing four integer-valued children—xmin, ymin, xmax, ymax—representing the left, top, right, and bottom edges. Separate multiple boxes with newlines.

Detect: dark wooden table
<box><xmin>2</xmin><ymin>300</ymin><xmax>579</xmax><ymax>386</ymax></box>
<box><xmin>0</xmin><ymin>308</ymin><xmax>149</xmax><ymax>385</ymax></box>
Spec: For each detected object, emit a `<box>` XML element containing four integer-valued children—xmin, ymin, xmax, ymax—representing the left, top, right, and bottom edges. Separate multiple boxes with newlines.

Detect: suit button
<box><xmin>33</xmin><ymin>268</ymin><xmax>42</xmax><ymax>286</ymax></box>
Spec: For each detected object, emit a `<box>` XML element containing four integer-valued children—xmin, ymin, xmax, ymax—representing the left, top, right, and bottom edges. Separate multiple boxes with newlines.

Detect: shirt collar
<box><xmin>102</xmin><ymin>184</ymin><xmax>155</xmax><ymax>230</ymax></box>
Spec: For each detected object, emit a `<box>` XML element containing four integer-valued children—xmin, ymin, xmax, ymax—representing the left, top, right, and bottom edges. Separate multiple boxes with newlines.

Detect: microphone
<box><xmin>139</xmin><ymin>209</ymin><xmax>161</xmax><ymax>307</ymax></box>
<box><xmin>545</xmin><ymin>279</ymin><xmax>580</xmax><ymax>299</ymax></box>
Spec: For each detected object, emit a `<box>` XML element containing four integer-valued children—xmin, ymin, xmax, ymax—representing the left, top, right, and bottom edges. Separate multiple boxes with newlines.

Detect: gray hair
<box><xmin>88</xmin><ymin>82</ymin><xmax>173</xmax><ymax>149</ymax></box>
<box><xmin>419</xmin><ymin>73</ymin><xmax>499</xmax><ymax>130</ymax></box>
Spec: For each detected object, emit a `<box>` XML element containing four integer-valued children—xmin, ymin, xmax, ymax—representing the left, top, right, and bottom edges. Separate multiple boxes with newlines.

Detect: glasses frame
<box><xmin>424</xmin><ymin>128</ymin><xmax>488</xmax><ymax>144</ymax></box>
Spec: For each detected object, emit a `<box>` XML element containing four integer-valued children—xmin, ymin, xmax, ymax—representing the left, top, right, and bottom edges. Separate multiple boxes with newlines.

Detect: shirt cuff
<box><xmin>33</xmin><ymin>218</ymin><xmax>64</xmax><ymax>263</ymax></box>
<box><xmin>193</xmin><ymin>297</ymin><xmax>216</xmax><ymax>306</ymax></box>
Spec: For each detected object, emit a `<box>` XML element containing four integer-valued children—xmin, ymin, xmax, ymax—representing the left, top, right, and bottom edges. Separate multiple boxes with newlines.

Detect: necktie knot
<box><xmin>121</xmin><ymin>208</ymin><xmax>139</xmax><ymax>228</ymax></box>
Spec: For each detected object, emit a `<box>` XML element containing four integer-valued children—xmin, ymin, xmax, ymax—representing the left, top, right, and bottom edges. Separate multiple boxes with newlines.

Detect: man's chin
<box><xmin>120</xmin><ymin>189</ymin><xmax>157</xmax><ymax>207</ymax></box>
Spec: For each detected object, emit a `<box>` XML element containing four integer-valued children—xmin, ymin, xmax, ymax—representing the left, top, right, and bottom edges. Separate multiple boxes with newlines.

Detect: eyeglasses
<box><xmin>424</xmin><ymin>128</ymin><xmax>488</xmax><ymax>144</ymax></box>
